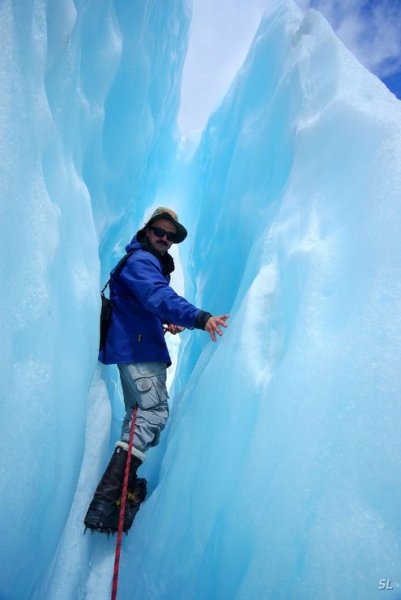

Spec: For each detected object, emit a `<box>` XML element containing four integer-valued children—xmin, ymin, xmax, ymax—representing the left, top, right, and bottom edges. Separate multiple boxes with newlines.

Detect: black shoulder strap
<box><xmin>101</xmin><ymin>249</ymin><xmax>137</xmax><ymax>294</ymax></box>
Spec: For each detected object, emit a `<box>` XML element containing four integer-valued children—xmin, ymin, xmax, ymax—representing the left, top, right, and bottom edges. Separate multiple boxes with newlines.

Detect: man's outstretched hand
<box><xmin>205</xmin><ymin>314</ymin><xmax>230</xmax><ymax>342</ymax></box>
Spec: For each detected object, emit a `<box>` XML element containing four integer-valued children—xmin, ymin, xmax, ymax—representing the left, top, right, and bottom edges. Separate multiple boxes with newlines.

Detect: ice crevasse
<box><xmin>0</xmin><ymin>0</ymin><xmax>401</xmax><ymax>599</ymax></box>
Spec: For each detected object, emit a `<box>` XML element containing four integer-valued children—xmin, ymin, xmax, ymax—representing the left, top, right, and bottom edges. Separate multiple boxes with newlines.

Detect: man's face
<box><xmin>145</xmin><ymin>218</ymin><xmax>177</xmax><ymax>256</ymax></box>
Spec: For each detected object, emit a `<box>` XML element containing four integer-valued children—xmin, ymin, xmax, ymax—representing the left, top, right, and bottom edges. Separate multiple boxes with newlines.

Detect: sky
<box><xmin>178</xmin><ymin>0</ymin><xmax>401</xmax><ymax>133</ymax></box>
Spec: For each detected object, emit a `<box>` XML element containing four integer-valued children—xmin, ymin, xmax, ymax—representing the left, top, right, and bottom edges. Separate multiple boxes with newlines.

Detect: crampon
<box><xmin>84</xmin><ymin>478</ymin><xmax>147</xmax><ymax>534</ymax></box>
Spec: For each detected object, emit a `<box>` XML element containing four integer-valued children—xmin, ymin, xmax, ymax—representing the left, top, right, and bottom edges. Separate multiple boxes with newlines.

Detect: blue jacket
<box><xmin>99</xmin><ymin>237</ymin><xmax>205</xmax><ymax>366</ymax></box>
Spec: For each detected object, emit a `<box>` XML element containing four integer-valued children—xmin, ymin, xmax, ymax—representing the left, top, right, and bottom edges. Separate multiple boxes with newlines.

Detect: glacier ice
<box><xmin>1</xmin><ymin>0</ymin><xmax>401</xmax><ymax>599</ymax></box>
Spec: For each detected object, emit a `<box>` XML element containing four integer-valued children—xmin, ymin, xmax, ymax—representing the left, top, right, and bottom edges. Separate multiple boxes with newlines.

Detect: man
<box><xmin>84</xmin><ymin>207</ymin><xmax>229</xmax><ymax>533</ymax></box>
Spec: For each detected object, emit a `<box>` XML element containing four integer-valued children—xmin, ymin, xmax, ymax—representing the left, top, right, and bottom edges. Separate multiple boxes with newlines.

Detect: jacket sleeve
<box><xmin>120</xmin><ymin>251</ymin><xmax>208</xmax><ymax>328</ymax></box>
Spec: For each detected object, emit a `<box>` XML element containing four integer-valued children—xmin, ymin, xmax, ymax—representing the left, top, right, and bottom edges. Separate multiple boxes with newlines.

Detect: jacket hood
<box><xmin>125</xmin><ymin>236</ymin><xmax>143</xmax><ymax>253</ymax></box>
<box><xmin>125</xmin><ymin>235</ymin><xmax>175</xmax><ymax>276</ymax></box>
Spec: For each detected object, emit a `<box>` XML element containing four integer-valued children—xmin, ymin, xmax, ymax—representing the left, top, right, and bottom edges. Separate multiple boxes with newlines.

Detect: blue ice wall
<box><xmin>1</xmin><ymin>1</ymin><xmax>401</xmax><ymax>599</ymax></box>
<box><xmin>0</xmin><ymin>0</ymin><xmax>190</xmax><ymax>598</ymax></box>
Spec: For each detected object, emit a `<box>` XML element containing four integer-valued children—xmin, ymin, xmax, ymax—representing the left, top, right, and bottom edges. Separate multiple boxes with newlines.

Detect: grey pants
<box><xmin>118</xmin><ymin>362</ymin><xmax>169</xmax><ymax>458</ymax></box>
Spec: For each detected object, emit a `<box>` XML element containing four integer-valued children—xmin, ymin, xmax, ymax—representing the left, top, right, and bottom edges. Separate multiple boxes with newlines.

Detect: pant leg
<box><xmin>118</xmin><ymin>362</ymin><xmax>169</xmax><ymax>455</ymax></box>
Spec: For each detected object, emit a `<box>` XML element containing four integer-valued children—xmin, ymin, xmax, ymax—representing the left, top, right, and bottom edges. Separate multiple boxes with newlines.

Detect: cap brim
<box><xmin>147</xmin><ymin>212</ymin><xmax>187</xmax><ymax>243</ymax></box>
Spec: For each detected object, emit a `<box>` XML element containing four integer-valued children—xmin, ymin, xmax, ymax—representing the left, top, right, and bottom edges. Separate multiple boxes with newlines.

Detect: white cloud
<box><xmin>298</xmin><ymin>0</ymin><xmax>401</xmax><ymax>78</ymax></box>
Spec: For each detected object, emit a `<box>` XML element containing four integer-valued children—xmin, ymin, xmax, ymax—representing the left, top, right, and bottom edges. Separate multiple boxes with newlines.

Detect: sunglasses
<box><xmin>150</xmin><ymin>226</ymin><xmax>177</xmax><ymax>242</ymax></box>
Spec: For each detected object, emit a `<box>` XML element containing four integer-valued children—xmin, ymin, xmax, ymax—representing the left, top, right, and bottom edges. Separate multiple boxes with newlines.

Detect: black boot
<box><xmin>122</xmin><ymin>460</ymin><xmax>147</xmax><ymax>531</ymax></box>
<box><xmin>84</xmin><ymin>446</ymin><xmax>145</xmax><ymax>533</ymax></box>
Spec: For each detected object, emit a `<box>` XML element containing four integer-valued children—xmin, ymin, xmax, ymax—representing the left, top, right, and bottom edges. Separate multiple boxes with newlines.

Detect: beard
<box><xmin>155</xmin><ymin>241</ymin><xmax>168</xmax><ymax>254</ymax></box>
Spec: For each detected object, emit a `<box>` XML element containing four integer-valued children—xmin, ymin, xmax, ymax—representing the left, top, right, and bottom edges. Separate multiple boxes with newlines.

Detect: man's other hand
<box><xmin>164</xmin><ymin>324</ymin><xmax>186</xmax><ymax>335</ymax></box>
<box><xmin>205</xmin><ymin>315</ymin><xmax>229</xmax><ymax>342</ymax></box>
